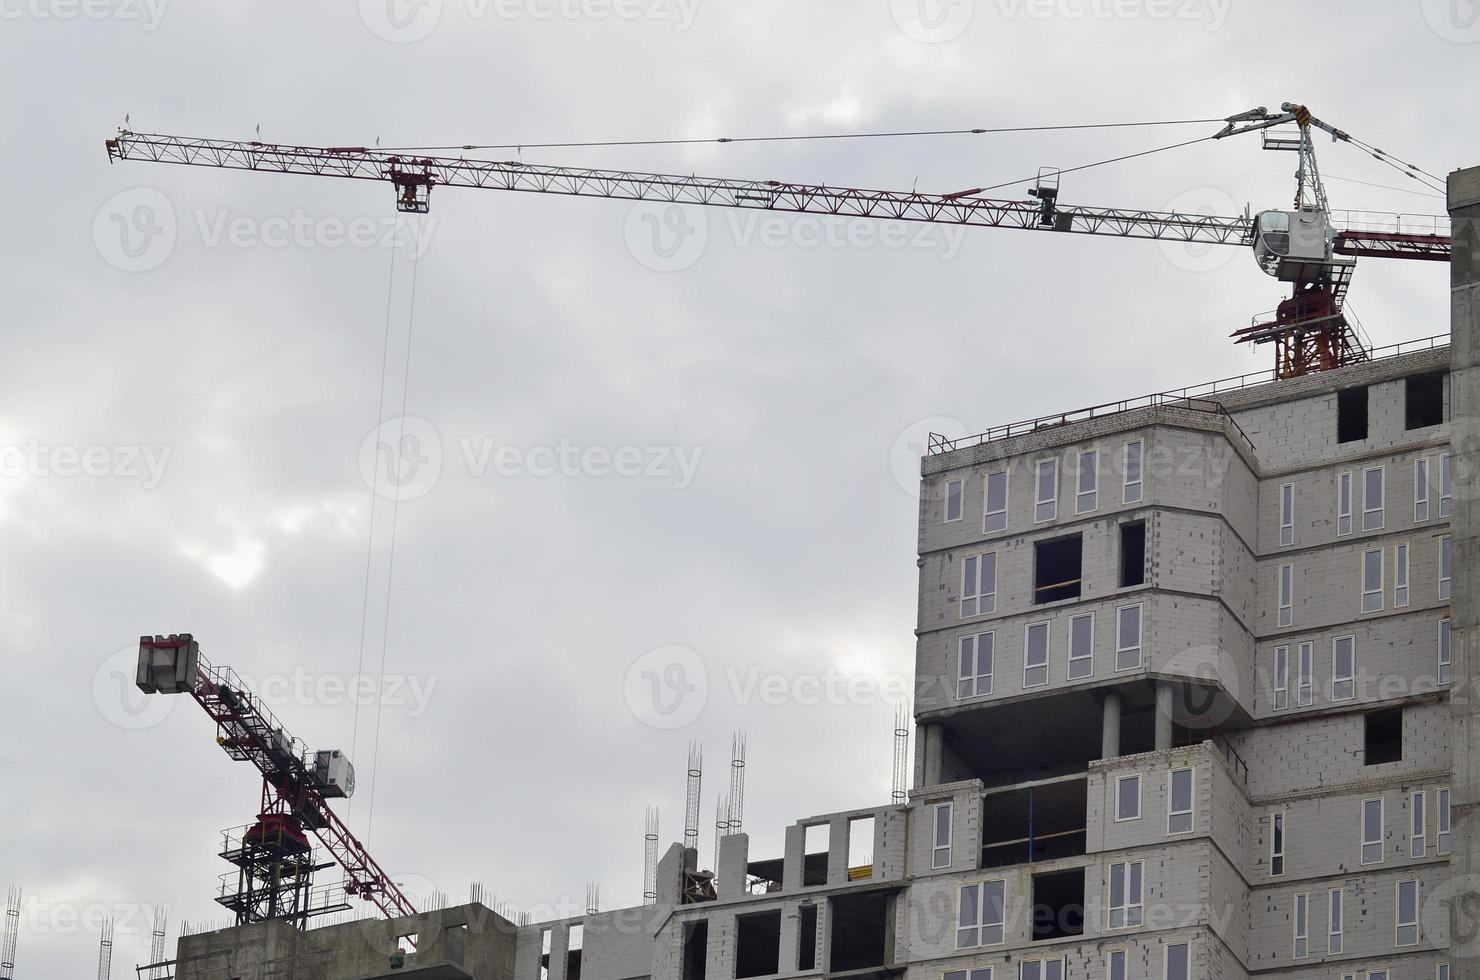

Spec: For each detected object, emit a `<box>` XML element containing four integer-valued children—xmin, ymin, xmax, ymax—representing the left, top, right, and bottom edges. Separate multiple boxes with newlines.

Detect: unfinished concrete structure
<box><xmin>161</xmin><ymin>166</ymin><xmax>1480</xmax><ymax>980</ymax></box>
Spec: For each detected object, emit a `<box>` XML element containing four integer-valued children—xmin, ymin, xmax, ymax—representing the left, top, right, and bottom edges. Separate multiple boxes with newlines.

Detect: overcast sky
<box><xmin>2</xmin><ymin>0</ymin><xmax>1476</xmax><ymax>974</ymax></box>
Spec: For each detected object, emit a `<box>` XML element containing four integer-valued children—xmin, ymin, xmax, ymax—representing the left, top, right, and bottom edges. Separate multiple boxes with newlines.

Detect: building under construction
<box><xmin>86</xmin><ymin>115</ymin><xmax>1478</xmax><ymax>979</ymax></box>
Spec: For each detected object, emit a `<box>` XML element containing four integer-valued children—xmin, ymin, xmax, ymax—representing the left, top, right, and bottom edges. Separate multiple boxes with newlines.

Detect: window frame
<box><xmin>983</xmin><ymin>469</ymin><xmax>1008</xmax><ymax>534</ymax></box>
<box><xmin>1107</xmin><ymin>950</ymin><xmax>1127</xmax><ymax>980</ymax></box>
<box><xmin>1020</xmin><ymin>958</ymin><xmax>1065</xmax><ymax>980</ymax></box>
<box><xmin>1167</xmin><ymin>767</ymin><xmax>1194</xmax><ymax>835</ymax></box>
<box><xmin>1114</xmin><ymin>774</ymin><xmax>1141</xmax><ymax>823</ymax></box>
<box><xmin>1292</xmin><ymin>890</ymin><xmax>1309</xmax><ymax>958</ymax></box>
<box><xmin>1415</xmin><ymin>457</ymin><xmax>1430</xmax><ymax>522</ymax></box>
<box><xmin>960</xmin><ymin>552</ymin><xmax>997</xmax><ymax>619</ymax></box>
<box><xmin>1278</xmin><ymin>563</ymin><xmax>1293</xmax><ymax>628</ymax></box>
<box><xmin>1440</xmin><ymin>618</ymin><xmax>1453</xmax><ymax>686</ymax></box>
<box><xmin>1412</xmin><ymin>790</ymin><xmax>1426</xmax><ymax>857</ymax></box>
<box><xmin>1273</xmin><ymin>646</ymin><xmax>1289</xmax><ymax>711</ymax></box>
<box><xmin>1106</xmin><ymin>859</ymin><xmax>1144</xmax><ymax>930</ymax></box>
<box><xmin>1362</xmin><ymin>465</ymin><xmax>1385</xmax><ymax>531</ymax></box>
<box><xmin>931</xmin><ymin>800</ymin><xmax>953</xmax><ymax>870</ymax></box>
<box><xmin>1441</xmin><ymin>535</ymin><xmax>1452</xmax><ymax>601</ymax></box>
<box><xmin>957</xmin><ymin>632</ymin><xmax>994</xmax><ymax>700</ymax></box>
<box><xmin>1329</xmin><ymin>887</ymin><xmax>1343</xmax><ymax>954</ymax></box>
<box><xmin>1279</xmin><ymin>482</ymin><xmax>1295</xmax><ymax>547</ymax></box>
<box><xmin>1361</xmin><ymin>797</ymin><xmax>1384</xmax><ymax>865</ymax></box>
<box><xmin>1440</xmin><ymin>787</ymin><xmax>1452</xmax><ymax>855</ymax></box>
<box><xmin>1115</xmin><ymin>603</ymin><xmax>1143</xmax><ymax>672</ymax></box>
<box><xmin>1297</xmin><ymin>641</ymin><xmax>1314</xmax><ymax>708</ymax></box>
<box><xmin>1395</xmin><ymin>542</ymin><xmax>1410</xmax><ymax>607</ymax></box>
<box><xmin>1034</xmin><ymin>458</ymin><xmax>1058</xmax><ymax>523</ymax></box>
<box><xmin>1077</xmin><ymin>449</ymin><xmax>1099</xmax><ymax>514</ymax></box>
<box><xmin>1361</xmin><ymin>547</ymin><xmax>1385</xmax><ymax>613</ymax></box>
<box><xmin>1162</xmin><ymin>941</ymin><xmax>1190</xmax><ymax>980</ymax></box>
<box><xmin>1123</xmin><ymin>440</ymin><xmax>1143</xmax><ymax>504</ymax></box>
<box><xmin>1270</xmin><ymin>810</ymin><xmax>1286</xmax><ymax>876</ymax></box>
<box><xmin>1023</xmin><ymin>621</ymin><xmax>1050</xmax><ymax>689</ymax></box>
<box><xmin>945</xmin><ymin>478</ymin><xmax>964</xmax><ymax>523</ymax></box>
<box><xmin>955</xmin><ymin>879</ymin><xmax>1006</xmax><ymax>949</ymax></box>
<box><xmin>1338</xmin><ymin>471</ymin><xmax>1353</xmax><ymax>536</ymax></box>
<box><xmin>1067</xmin><ymin>612</ymin><xmax>1095</xmax><ymax>680</ymax></box>
<box><xmin>1332</xmin><ymin>635</ymin><xmax>1356</xmax><ymax>701</ymax></box>
<box><xmin>1441</xmin><ymin>453</ymin><xmax>1452</xmax><ymax>518</ymax></box>
<box><xmin>1395</xmin><ymin>878</ymin><xmax>1420</xmax><ymax>947</ymax></box>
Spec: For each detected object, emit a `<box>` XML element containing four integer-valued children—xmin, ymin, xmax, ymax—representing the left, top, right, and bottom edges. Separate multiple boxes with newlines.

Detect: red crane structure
<box><xmin>136</xmin><ymin>634</ymin><xmax>416</xmax><ymax>926</ymax></box>
<box><xmin>105</xmin><ymin>103</ymin><xmax>1451</xmax><ymax>378</ymax></box>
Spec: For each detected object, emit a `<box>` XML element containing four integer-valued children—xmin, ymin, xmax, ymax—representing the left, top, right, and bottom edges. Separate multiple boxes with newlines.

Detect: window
<box><xmin>1124</xmin><ymin>440</ymin><xmax>1143</xmax><ymax>504</ymax></box>
<box><xmin>1107</xmin><ymin>861</ymin><xmax>1143</xmax><ymax>929</ymax></box>
<box><xmin>1416</xmin><ymin>458</ymin><xmax>1430</xmax><ymax>522</ymax></box>
<box><xmin>1273</xmin><ymin>646</ymin><xmax>1289</xmax><ymax>710</ymax></box>
<box><xmin>1115</xmin><ymin>775</ymin><xmax>1141</xmax><ymax>822</ymax></box>
<box><xmin>1107</xmin><ymin>950</ymin><xmax>1127</xmax><ymax>980</ymax></box>
<box><xmin>1441</xmin><ymin>535</ymin><xmax>1452</xmax><ymax>601</ymax></box>
<box><xmin>1297</xmin><ymin>642</ymin><xmax>1314</xmax><ymax>708</ymax></box>
<box><xmin>1068</xmin><ymin>613</ymin><xmax>1094</xmax><ymax>680</ymax></box>
<box><xmin>958</xmin><ymin>633</ymin><xmax>993</xmax><ymax>699</ymax></box>
<box><xmin>1116</xmin><ymin>604</ymin><xmax>1143</xmax><ymax>671</ymax></box>
<box><xmin>932</xmin><ymin>801</ymin><xmax>953</xmax><ymax>869</ymax></box>
<box><xmin>1365</xmin><ymin>707</ymin><xmax>1402</xmax><ymax>765</ymax></box>
<box><xmin>1164</xmin><ymin>942</ymin><xmax>1190</xmax><ymax>980</ymax></box>
<box><xmin>1412</xmin><ymin>791</ymin><xmax>1427</xmax><ymax>857</ymax></box>
<box><xmin>1119</xmin><ymin>520</ymin><xmax>1146</xmax><ymax>587</ymax></box>
<box><xmin>1332</xmin><ymin>635</ymin><xmax>1355</xmax><ymax>701</ymax></box>
<box><xmin>1370</xmin><ymin>972</ymin><xmax>1389</xmax><ymax>980</ymax></box>
<box><xmin>1278</xmin><ymin>564</ymin><xmax>1293</xmax><ymax>627</ymax></box>
<box><xmin>1034</xmin><ymin>535</ymin><xmax>1082</xmax><ymax>604</ymax></box>
<box><xmin>1293</xmin><ymin>891</ymin><xmax>1309</xmax><ymax>958</ymax></box>
<box><xmin>961</xmin><ymin>553</ymin><xmax>997</xmax><ymax>618</ymax></box>
<box><xmin>1396</xmin><ymin>879</ymin><xmax>1419</xmax><ymax>946</ymax></box>
<box><xmin>1439</xmin><ymin>965</ymin><xmax>1451</xmax><ymax>980</ymax></box>
<box><xmin>1077</xmin><ymin>450</ymin><xmax>1098</xmax><ymax>513</ymax></box>
<box><xmin>1440</xmin><ymin>619</ymin><xmax>1452</xmax><ymax>685</ymax></box>
<box><xmin>1020</xmin><ymin>960</ymin><xmax>1065</xmax><ymax>980</ymax></box>
<box><xmin>1035</xmin><ymin>458</ymin><xmax>1058</xmax><ymax>522</ymax></box>
<box><xmin>1338</xmin><ymin>386</ymin><xmax>1369</xmax><ymax>443</ymax></box>
<box><xmin>984</xmin><ymin>470</ymin><xmax>1008</xmax><ymax>533</ymax></box>
<box><xmin>1338</xmin><ymin>471</ymin><xmax>1353</xmax><ymax>536</ymax></box>
<box><xmin>1363</xmin><ymin>466</ymin><xmax>1385</xmax><ymax>531</ymax></box>
<box><xmin>1441</xmin><ymin>453</ymin><xmax>1452</xmax><ymax>517</ymax></box>
<box><xmin>946</xmin><ymin>970</ymin><xmax>991</xmax><ymax>980</ymax></box>
<box><xmin>1406</xmin><ymin>371</ymin><xmax>1444</xmax><ymax>429</ymax></box>
<box><xmin>1329</xmin><ymin>887</ymin><xmax>1343</xmax><ymax>954</ymax></box>
<box><xmin>1168</xmin><ymin>768</ymin><xmax>1194</xmax><ymax>834</ymax></box>
<box><xmin>1361</xmin><ymin>548</ymin><xmax>1384</xmax><ymax>613</ymax></box>
<box><xmin>945</xmin><ymin>479</ymin><xmax>963</xmax><ymax>523</ymax></box>
<box><xmin>1362</xmin><ymin>797</ymin><xmax>1384</xmax><ymax>865</ymax></box>
<box><xmin>1279</xmin><ymin>483</ymin><xmax>1294</xmax><ymax>546</ymax></box>
<box><xmin>734</xmin><ymin>911</ymin><xmax>781</xmax><ymax>979</ymax></box>
<box><xmin>1024</xmin><ymin>622</ymin><xmax>1050</xmax><ymax>688</ymax></box>
<box><xmin>1440</xmin><ymin>788</ymin><xmax>1451</xmax><ymax>854</ymax></box>
<box><xmin>956</xmin><ymin>880</ymin><xmax>1005</xmax><ymax>948</ymax></box>
<box><xmin>1395</xmin><ymin>543</ymin><xmax>1410</xmax><ymax>607</ymax></box>
<box><xmin>540</xmin><ymin>928</ymin><xmax>551</xmax><ymax>980</ymax></box>
<box><xmin>1270</xmin><ymin>811</ymin><xmax>1285</xmax><ymax>876</ymax></box>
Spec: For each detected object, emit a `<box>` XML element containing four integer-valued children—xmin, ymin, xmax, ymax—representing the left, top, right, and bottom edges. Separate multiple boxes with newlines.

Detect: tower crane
<box><xmin>105</xmin><ymin>103</ymin><xmax>1451</xmax><ymax>378</ymax></box>
<box><xmin>135</xmin><ymin>634</ymin><xmax>417</xmax><ymax>926</ymax></box>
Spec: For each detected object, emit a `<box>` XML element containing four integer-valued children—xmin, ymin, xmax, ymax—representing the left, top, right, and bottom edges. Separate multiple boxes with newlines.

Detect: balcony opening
<box><xmin>567</xmin><ymin>924</ymin><xmax>583</xmax><ymax>980</ymax></box>
<box><xmin>797</xmin><ymin>904</ymin><xmax>817</xmax><ymax>971</ymax></box>
<box><xmin>1406</xmin><ymin>371</ymin><xmax>1445</xmax><ymax>430</ymax></box>
<box><xmin>1119</xmin><ymin>521</ymin><xmax>1146</xmax><ymax>588</ymax></box>
<box><xmin>744</xmin><ymin>857</ymin><xmax>783</xmax><ymax>895</ymax></box>
<box><xmin>1034</xmin><ymin>534</ymin><xmax>1083</xmax><ymax>604</ymax></box>
<box><xmin>847</xmin><ymin>815</ymin><xmax>875</xmax><ymax>880</ymax></box>
<box><xmin>802</xmin><ymin>824</ymin><xmax>829</xmax><ymax>886</ymax></box>
<box><xmin>1337</xmin><ymin>386</ymin><xmax>1369</xmax><ymax>443</ymax></box>
<box><xmin>681</xmin><ymin>920</ymin><xmax>708</xmax><ymax>980</ymax></box>
<box><xmin>1365</xmin><ymin>707</ymin><xmax>1403</xmax><ymax>765</ymax></box>
<box><xmin>734</xmin><ymin>910</ymin><xmax>781</xmax><ymax>979</ymax></box>
<box><xmin>1031</xmin><ymin>867</ymin><xmax>1085</xmax><ymax>941</ymax></box>
<box><xmin>981</xmin><ymin>779</ymin><xmax>1087</xmax><ymax>868</ymax></box>
<box><xmin>828</xmin><ymin>891</ymin><xmax>891</xmax><ymax>971</ymax></box>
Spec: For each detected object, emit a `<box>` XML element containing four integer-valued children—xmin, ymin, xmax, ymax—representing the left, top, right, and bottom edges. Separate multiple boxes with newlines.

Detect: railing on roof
<box><xmin>927</xmin><ymin>333</ymin><xmax>1449</xmax><ymax>457</ymax></box>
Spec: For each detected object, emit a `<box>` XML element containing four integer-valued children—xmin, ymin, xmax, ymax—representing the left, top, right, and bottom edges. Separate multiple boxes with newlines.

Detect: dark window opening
<box><xmin>802</xmin><ymin>824</ymin><xmax>828</xmax><ymax>886</ymax></box>
<box><xmin>1365</xmin><ymin>707</ymin><xmax>1403</xmax><ymax>765</ymax></box>
<box><xmin>1406</xmin><ymin>372</ymin><xmax>1445</xmax><ymax>430</ymax></box>
<box><xmin>981</xmin><ymin>780</ymin><xmax>1087</xmax><ymax>869</ymax></box>
<box><xmin>1119</xmin><ymin>521</ymin><xmax>1146</xmax><ymax>588</ymax></box>
<box><xmin>1337</xmin><ymin>386</ymin><xmax>1369</xmax><ymax>443</ymax></box>
<box><xmin>1034</xmin><ymin>535</ymin><xmax>1083</xmax><ymax>604</ymax></box>
<box><xmin>1031</xmin><ymin>868</ymin><xmax>1085</xmax><ymax>941</ymax></box>
<box><xmin>797</xmin><ymin>905</ymin><xmax>817</xmax><ymax>972</ymax></box>
<box><xmin>681</xmin><ymin>921</ymin><xmax>708</xmax><ymax>980</ymax></box>
<box><xmin>828</xmin><ymin>891</ymin><xmax>891</xmax><ymax>971</ymax></box>
<box><xmin>734</xmin><ymin>911</ymin><xmax>781</xmax><ymax>979</ymax></box>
